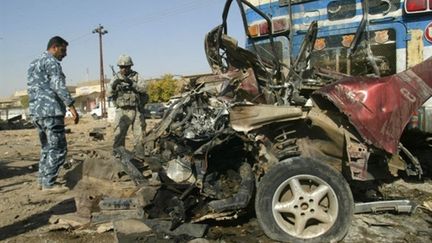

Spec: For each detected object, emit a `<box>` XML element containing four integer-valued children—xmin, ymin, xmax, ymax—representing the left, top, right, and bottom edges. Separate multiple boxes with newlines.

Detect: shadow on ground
<box><xmin>0</xmin><ymin>198</ymin><xmax>76</xmax><ymax>241</ymax></box>
<box><xmin>0</xmin><ymin>160</ymin><xmax>38</xmax><ymax>180</ymax></box>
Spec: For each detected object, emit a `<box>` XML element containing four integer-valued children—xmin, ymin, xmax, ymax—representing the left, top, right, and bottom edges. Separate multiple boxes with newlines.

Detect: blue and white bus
<box><xmin>244</xmin><ymin>0</ymin><xmax>432</xmax><ymax>76</ymax></box>
<box><xmin>239</xmin><ymin>0</ymin><xmax>432</xmax><ymax>130</ymax></box>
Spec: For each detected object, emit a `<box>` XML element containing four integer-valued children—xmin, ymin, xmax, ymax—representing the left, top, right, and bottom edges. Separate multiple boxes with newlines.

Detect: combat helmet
<box><xmin>117</xmin><ymin>54</ymin><xmax>133</xmax><ymax>66</ymax></box>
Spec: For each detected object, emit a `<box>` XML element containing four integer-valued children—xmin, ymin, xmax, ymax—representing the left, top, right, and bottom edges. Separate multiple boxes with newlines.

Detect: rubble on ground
<box><xmin>0</xmin><ymin>115</ymin><xmax>33</xmax><ymax>130</ymax></box>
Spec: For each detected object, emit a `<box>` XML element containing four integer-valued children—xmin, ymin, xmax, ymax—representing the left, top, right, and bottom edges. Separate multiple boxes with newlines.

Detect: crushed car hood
<box><xmin>230</xmin><ymin>104</ymin><xmax>304</xmax><ymax>132</ymax></box>
<box><xmin>313</xmin><ymin>58</ymin><xmax>432</xmax><ymax>154</ymax></box>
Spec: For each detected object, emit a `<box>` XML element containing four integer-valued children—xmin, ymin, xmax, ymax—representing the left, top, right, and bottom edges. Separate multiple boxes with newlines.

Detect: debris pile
<box><xmin>0</xmin><ymin>115</ymin><xmax>33</xmax><ymax>130</ymax></box>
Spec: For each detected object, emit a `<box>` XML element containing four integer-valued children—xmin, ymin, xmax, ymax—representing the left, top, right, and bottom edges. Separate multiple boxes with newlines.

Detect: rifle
<box><xmin>110</xmin><ymin>65</ymin><xmax>119</xmax><ymax>80</ymax></box>
<box><xmin>110</xmin><ymin>65</ymin><xmax>133</xmax><ymax>92</ymax></box>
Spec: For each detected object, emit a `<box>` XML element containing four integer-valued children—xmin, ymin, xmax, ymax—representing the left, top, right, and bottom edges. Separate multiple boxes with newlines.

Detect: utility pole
<box><xmin>92</xmin><ymin>24</ymin><xmax>108</xmax><ymax>118</ymax></box>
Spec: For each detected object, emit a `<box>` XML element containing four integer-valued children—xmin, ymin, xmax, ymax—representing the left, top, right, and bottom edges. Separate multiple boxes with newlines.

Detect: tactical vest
<box><xmin>115</xmin><ymin>87</ymin><xmax>137</xmax><ymax>108</ymax></box>
<box><xmin>114</xmin><ymin>72</ymin><xmax>138</xmax><ymax>108</ymax></box>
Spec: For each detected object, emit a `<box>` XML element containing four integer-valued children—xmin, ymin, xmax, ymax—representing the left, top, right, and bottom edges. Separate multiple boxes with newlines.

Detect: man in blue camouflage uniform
<box><xmin>108</xmin><ymin>54</ymin><xmax>147</xmax><ymax>159</ymax></box>
<box><xmin>27</xmin><ymin>36</ymin><xmax>79</xmax><ymax>193</ymax></box>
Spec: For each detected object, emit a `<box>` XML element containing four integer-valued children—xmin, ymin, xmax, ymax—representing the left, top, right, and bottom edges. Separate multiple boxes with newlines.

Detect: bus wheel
<box><xmin>255</xmin><ymin>157</ymin><xmax>354</xmax><ymax>243</ymax></box>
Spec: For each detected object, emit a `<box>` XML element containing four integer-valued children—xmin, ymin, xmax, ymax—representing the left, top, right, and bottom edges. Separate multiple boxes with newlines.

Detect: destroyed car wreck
<box><xmin>76</xmin><ymin>1</ymin><xmax>432</xmax><ymax>242</ymax></box>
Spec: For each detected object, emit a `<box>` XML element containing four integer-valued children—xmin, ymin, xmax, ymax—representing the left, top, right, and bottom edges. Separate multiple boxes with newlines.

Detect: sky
<box><xmin>0</xmin><ymin>0</ymin><xmax>245</xmax><ymax>97</ymax></box>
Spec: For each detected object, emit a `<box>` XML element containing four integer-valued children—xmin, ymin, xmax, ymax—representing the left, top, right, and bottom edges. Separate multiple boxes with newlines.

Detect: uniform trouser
<box><xmin>113</xmin><ymin>108</ymin><xmax>146</xmax><ymax>154</ymax></box>
<box><xmin>32</xmin><ymin>116</ymin><xmax>67</xmax><ymax>188</ymax></box>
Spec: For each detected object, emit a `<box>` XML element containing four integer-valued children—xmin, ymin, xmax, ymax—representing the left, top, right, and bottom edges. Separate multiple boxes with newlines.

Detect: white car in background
<box><xmin>65</xmin><ymin>109</ymin><xmax>82</xmax><ymax>118</ymax></box>
<box><xmin>89</xmin><ymin>105</ymin><xmax>115</xmax><ymax>119</ymax></box>
<box><xmin>90</xmin><ymin>106</ymin><xmax>102</xmax><ymax>118</ymax></box>
<box><xmin>65</xmin><ymin>103</ymin><xmax>114</xmax><ymax>120</ymax></box>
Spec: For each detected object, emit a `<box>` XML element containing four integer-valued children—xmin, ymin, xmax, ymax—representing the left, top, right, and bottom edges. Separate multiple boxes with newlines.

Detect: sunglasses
<box><xmin>119</xmin><ymin>66</ymin><xmax>131</xmax><ymax>69</ymax></box>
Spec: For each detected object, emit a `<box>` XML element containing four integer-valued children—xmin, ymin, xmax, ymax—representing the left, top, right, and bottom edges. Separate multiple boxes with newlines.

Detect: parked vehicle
<box><xmin>243</xmin><ymin>0</ymin><xmax>432</xmax><ymax>131</ymax></box>
<box><xmin>65</xmin><ymin>109</ymin><xmax>83</xmax><ymax>118</ymax></box>
<box><xmin>90</xmin><ymin>105</ymin><xmax>102</xmax><ymax>118</ymax></box>
<box><xmin>144</xmin><ymin>103</ymin><xmax>166</xmax><ymax>119</ymax></box>
<box><xmin>96</xmin><ymin>1</ymin><xmax>432</xmax><ymax>242</ymax></box>
<box><xmin>88</xmin><ymin>102</ymin><xmax>115</xmax><ymax>119</ymax></box>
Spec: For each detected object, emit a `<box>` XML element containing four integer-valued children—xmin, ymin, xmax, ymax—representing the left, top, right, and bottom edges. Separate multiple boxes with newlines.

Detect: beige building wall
<box><xmin>76</xmin><ymin>79</ymin><xmax>109</xmax><ymax>96</ymax></box>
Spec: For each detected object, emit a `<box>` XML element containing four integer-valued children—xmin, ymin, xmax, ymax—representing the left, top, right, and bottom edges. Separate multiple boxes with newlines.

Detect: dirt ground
<box><xmin>0</xmin><ymin>116</ymin><xmax>431</xmax><ymax>243</ymax></box>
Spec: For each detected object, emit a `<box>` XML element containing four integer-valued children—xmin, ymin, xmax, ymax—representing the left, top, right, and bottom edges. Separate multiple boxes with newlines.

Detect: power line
<box><xmin>68</xmin><ymin>0</ymin><xmax>218</xmax><ymax>45</ymax></box>
<box><xmin>69</xmin><ymin>32</ymin><xmax>93</xmax><ymax>42</ymax></box>
<box><xmin>111</xmin><ymin>0</ymin><xmax>218</xmax><ymax>31</ymax></box>
<box><xmin>111</xmin><ymin>0</ymin><xmax>207</xmax><ymax>27</ymax></box>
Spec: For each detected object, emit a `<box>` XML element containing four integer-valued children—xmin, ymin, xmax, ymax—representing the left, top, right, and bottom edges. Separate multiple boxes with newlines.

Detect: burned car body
<box><xmin>96</xmin><ymin>1</ymin><xmax>432</xmax><ymax>242</ymax></box>
<box><xmin>131</xmin><ymin>58</ymin><xmax>431</xmax><ymax>242</ymax></box>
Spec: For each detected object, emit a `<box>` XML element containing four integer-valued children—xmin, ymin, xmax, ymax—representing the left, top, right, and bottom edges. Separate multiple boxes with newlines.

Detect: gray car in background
<box><xmin>144</xmin><ymin>103</ymin><xmax>165</xmax><ymax>119</ymax></box>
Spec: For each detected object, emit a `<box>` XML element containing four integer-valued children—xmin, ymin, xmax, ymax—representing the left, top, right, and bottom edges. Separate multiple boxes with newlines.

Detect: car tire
<box><xmin>255</xmin><ymin>156</ymin><xmax>354</xmax><ymax>243</ymax></box>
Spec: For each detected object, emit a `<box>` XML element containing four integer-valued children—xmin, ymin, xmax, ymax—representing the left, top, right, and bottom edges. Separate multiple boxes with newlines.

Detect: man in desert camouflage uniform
<box><xmin>108</xmin><ymin>54</ymin><xmax>147</xmax><ymax>159</ymax></box>
<box><xmin>27</xmin><ymin>36</ymin><xmax>79</xmax><ymax>193</ymax></box>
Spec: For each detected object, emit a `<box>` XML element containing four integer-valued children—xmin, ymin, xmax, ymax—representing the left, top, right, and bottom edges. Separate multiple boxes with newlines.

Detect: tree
<box><xmin>147</xmin><ymin>74</ymin><xmax>180</xmax><ymax>102</ymax></box>
<box><xmin>20</xmin><ymin>95</ymin><xmax>29</xmax><ymax>108</ymax></box>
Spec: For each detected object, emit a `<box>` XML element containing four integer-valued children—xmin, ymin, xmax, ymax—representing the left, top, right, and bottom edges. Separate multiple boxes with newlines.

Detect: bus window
<box><xmin>247</xmin><ymin>41</ymin><xmax>285</xmax><ymax>64</ymax></box>
<box><xmin>311</xmin><ymin>29</ymin><xmax>396</xmax><ymax>76</ymax></box>
<box><xmin>368</xmin><ymin>0</ymin><xmax>400</xmax><ymax>15</ymax></box>
<box><xmin>327</xmin><ymin>0</ymin><xmax>356</xmax><ymax>21</ymax></box>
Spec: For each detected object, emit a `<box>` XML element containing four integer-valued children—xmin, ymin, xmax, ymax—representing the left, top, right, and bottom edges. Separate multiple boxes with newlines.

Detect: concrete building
<box><xmin>0</xmin><ymin>86</ymin><xmax>76</xmax><ymax>121</ymax></box>
<box><xmin>74</xmin><ymin>79</ymin><xmax>110</xmax><ymax>113</ymax></box>
<box><xmin>0</xmin><ymin>96</ymin><xmax>24</xmax><ymax>120</ymax></box>
<box><xmin>74</xmin><ymin>79</ymin><xmax>117</xmax><ymax>121</ymax></box>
